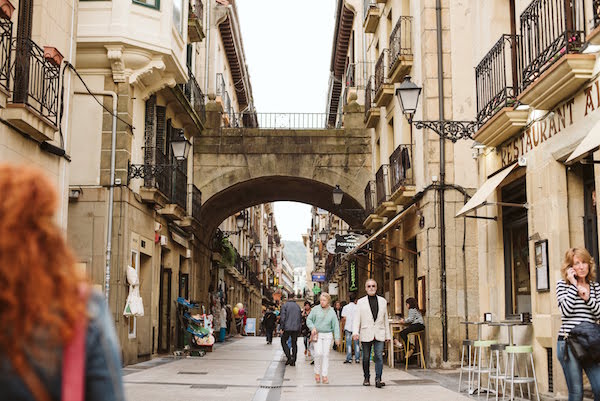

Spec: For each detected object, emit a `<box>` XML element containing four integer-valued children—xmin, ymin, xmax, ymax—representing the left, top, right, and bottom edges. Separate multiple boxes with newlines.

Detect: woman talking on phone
<box><xmin>556</xmin><ymin>247</ymin><xmax>600</xmax><ymax>401</ymax></box>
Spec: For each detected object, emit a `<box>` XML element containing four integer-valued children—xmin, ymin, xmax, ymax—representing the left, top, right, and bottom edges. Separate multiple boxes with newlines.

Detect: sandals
<box><xmin>322</xmin><ymin>377</ymin><xmax>329</xmax><ymax>384</ymax></box>
<box><xmin>315</xmin><ymin>374</ymin><xmax>321</xmax><ymax>383</ymax></box>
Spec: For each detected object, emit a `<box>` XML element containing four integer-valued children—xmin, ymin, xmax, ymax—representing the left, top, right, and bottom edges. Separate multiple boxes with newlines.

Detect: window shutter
<box><xmin>156</xmin><ymin>106</ymin><xmax>167</xmax><ymax>155</ymax></box>
<box><xmin>144</xmin><ymin>95</ymin><xmax>157</xmax><ymax>165</ymax></box>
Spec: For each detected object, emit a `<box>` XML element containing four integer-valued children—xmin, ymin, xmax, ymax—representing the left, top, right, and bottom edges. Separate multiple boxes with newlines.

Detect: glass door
<box><xmin>158</xmin><ymin>267</ymin><xmax>172</xmax><ymax>353</ymax></box>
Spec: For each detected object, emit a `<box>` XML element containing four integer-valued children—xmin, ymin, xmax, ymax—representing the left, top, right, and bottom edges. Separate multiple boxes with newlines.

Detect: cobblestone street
<box><xmin>123</xmin><ymin>336</ymin><xmax>473</xmax><ymax>401</ymax></box>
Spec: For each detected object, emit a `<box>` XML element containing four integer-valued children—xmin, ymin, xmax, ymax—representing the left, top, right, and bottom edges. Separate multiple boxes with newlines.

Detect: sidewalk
<box><xmin>123</xmin><ymin>336</ymin><xmax>474</xmax><ymax>401</ymax></box>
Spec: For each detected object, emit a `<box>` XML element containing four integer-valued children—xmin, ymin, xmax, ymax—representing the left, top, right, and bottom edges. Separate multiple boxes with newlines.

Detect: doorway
<box><xmin>158</xmin><ymin>267</ymin><xmax>172</xmax><ymax>353</ymax></box>
<box><xmin>583</xmin><ymin>164</ymin><xmax>599</xmax><ymax>280</ymax></box>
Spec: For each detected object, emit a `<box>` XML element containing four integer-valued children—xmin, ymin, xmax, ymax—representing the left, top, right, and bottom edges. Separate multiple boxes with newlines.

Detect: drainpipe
<box><xmin>75</xmin><ymin>90</ymin><xmax>117</xmax><ymax>303</ymax></box>
<box><xmin>204</xmin><ymin>0</ymin><xmax>211</xmax><ymax>93</ymax></box>
<box><xmin>435</xmin><ymin>0</ymin><xmax>448</xmax><ymax>362</ymax></box>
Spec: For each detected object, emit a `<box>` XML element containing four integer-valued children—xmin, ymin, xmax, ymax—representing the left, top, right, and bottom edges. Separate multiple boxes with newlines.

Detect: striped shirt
<box><xmin>404</xmin><ymin>308</ymin><xmax>424</xmax><ymax>325</ymax></box>
<box><xmin>556</xmin><ymin>279</ymin><xmax>600</xmax><ymax>336</ymax></box>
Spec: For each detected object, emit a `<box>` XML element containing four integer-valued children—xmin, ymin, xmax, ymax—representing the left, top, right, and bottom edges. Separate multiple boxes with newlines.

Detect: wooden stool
<box><xmin>405</xmin><ymin>330</ymin><xmax>426</xmax><ymax>370</ymax></box>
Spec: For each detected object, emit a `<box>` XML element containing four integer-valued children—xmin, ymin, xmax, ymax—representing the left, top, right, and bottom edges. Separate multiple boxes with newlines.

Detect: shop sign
<box><xmin>335</xmin><ymin>233</ymin><xmax>366</xmax><ymax>254</ymax></box>
<box><xmin>348</xmin><ymin>260</ymin><xmax>358</xmax><ymax>292</ymax></box>
<box><xmin>326</xmin><ymin>238</ymin><xmax>337</xmax><ymax>254</ymax></box>
<box><xmin>500</xmin><ymin>78</ymin><xmax>600</xmax><ymax>168</ymax></box>
<box><xmin>312</xmin><ymin>272</ymin><xmax>326</xmax><ymax>282</ymax></box>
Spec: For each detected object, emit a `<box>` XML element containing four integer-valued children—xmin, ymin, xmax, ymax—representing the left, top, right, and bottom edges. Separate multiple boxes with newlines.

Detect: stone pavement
<box><xmin>123</xmin><ymin>336</ymin><xmax>474</xmax><ymax>401</ymax></box>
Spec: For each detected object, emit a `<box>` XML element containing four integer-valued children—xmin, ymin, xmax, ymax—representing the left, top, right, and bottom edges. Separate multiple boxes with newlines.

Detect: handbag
<box><xmin>566</xmin><ymin>321</ymin><xmax>600</xmax><ymax>365</ymax></box>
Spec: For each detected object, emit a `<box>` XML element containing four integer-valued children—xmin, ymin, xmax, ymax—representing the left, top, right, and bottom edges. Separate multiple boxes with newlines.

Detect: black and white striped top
<box><xmin>556</xmin><ymin>279</ymin><xmax>600</xmax><ymax>336</ymax></box>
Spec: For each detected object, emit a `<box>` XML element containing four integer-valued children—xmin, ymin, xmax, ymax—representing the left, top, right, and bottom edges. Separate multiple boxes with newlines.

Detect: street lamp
<box><xmin>319</xmin><ymin>228</ymin><xmax>328</xmax><ymax>242</ymax></box>
<box><xmin>313</xmin><ymin>252</ymin><xmax>320</xmax><ymax>264</ymax></box>
<box><xmin>330</xmin><ymin>185</ymin><xmax>366</xmax><ymax>222</ymax></box>
<box><xmin>395</xmin><ymin>76</ymin><xmax>477</xmax><ymax>142</ymax></box>
<box><xmin>253</xmin><ymin>242</ymin><xmax>262</xmax><ymax>255</ymax></box>
<box><xmin>170</xmin><ymin>129</ymin><xmax>192</xmax><ymax>161</ymax></box>
<box><xmin>332</xmin><ymin>184</ymin><xmax>344</xmax><ymax>205</ymax></box>
<box><xmin>221</xmin><ymin>210</ymin><xmax>247</xmax><ymax>237</ymax></box>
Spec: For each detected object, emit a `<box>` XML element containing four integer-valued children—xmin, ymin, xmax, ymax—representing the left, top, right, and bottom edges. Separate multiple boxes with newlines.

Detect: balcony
<box><xmin>363</xmin><ymin>0</ymin><xmax>381</xmax><ymax>34</ymax></box>
<box><xmin>389</xmin><ymin>144</ymin><xmax>416</xmax><ymax>206</ymax></box>
<box><xmin>3</xmin><ymin>37</ymin><xmax>60</xmax><ymax>142</ymax></box>
<box><xmin>364</xmin><ymin>76</ymin><xmax>380</xmax><ymax>128</ymax></box>
<box><xmin>474</xmin><ymin>34</ymin><xmax>529</xmax><ymax>147</ymax></box>
<box><xmin>388</xmin><ymin>17</ymin><xmax>413</xmax><ymax>83</ymax></box>
<box><xmin>138</xmin><ymin>147</ymin><xmax>171</xmax><ymax>207</ymax></box>
<box><xmin>178</xmin><ymin>184</ymin><xmax>202</xmax><ymax>233</ymax></box>
<box><xmin>345</xmin><ymin>61</ymin><xmax>373</xmax><ymax>107</ymax></box>
<box><xmin>375</xmin><ymin>164</ymin><xmax>397</xmax><ymax>218</ymax></box>
<box><xmin>363</xmin><ymin>180</ymin><xmax>384</xmax><ymax>229</ymax></box>
<box><xmin>188</xmin><ymin>0</ymin><xmax>205</xmax><ymax>43</ymax></box>
<box><xmin>518</xmin><ymin>0</ymin><xmax>593</xmax><ymax>110</ymax></box>
<box><xmin>374</xmin><ymin>51</ymin><xmax>394</xmax><ymax>106</ymax></box>
<box><xmin>158</xmin><ymin>165</ymin><xmax>187</xmax><ymax>220</ymax></box>
<box><xmin>0</xmin><ymin>20</ymin><xmax>10</xmax><ymax>107</ymax></box>
<box><xmin>586</xmin><ymin>0</ymin><xmax>600</xmax><ymax>44</ymax></box>
<box><xmin>171</xmin><ymin>70</ymin><xmax>205</xmax><ymax>133</ymax></box>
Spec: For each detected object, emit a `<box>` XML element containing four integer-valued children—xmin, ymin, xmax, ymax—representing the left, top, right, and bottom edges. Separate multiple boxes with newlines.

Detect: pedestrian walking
<box><xmin>307</xmin><ymin>292</ymin><xmax>341</xmax><ymax>384</ymax></box>
<box><xmin>352</xmin><ymin>279</ymin><xmax>391</xmax><ymax>388</ymax></box>
<box><xmin>394</xmin><ymin>297</ymin><xmax>425</xmax><ymax>359</ymax></box>
<box><xmin>341</xmin><ymin>293</ymin><xmax>360</xmax><ymax>364</ymax></box>
<box><xmin>263</xmin><ymin>307</ymin><xmax>277</xmax><ymax>344</ymax></box>
<box><xmin>332</xmin><ymin>301</ymin><xmax>342</xmax><ymax>350</ymax></box>
<box><xmin>301</xmin><ymin>301</ymin><xmax>312</xmax><ymax>358</ymax></box>
<box><xmin>556</xmin><ymin>247</ymin><xmax>600</xmax><ymax>401</ymax></box>
<box><xmin>0</xmin><ymin>164</ymin><xmax>126</xmax><ymax>401</ymax></box>
<box><xmin>279</xmin><ymin>294</ymin><xmax>302</xmax><ymax>366</ymax></box>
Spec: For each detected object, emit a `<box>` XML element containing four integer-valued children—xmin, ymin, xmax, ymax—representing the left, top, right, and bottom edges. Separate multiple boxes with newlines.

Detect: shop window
<box><xmin>502</xmin><ymin>176</ymin><xmax>531</xmax><ymax>317</ymax></box>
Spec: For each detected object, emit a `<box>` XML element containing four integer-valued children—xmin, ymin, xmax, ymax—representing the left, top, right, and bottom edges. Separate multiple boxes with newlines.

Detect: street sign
<box><xmin>326</xmin><ymin>238</ymin><xmax>336</xmax><ymax>254</ymax></box>
<box><xmin>335</xmin><ymin>233</ymin><xmax>366</xmax><ymax>254</ymax></box>
<box><xmin>311</xmin><ymin>272</ymin><xmax>326</xmax><ymax>282</ymax></box>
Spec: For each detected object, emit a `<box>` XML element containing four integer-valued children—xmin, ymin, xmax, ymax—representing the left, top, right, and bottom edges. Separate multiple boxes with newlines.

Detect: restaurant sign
<box><xmin>500</xmin><ymin>78</ymin><xmax>600</xmax><ymax>168</ymax></box>
<box><xmin>348</xmin><ymin>260</ymin><xmax>358</xmax><ymax>292</ymax></box>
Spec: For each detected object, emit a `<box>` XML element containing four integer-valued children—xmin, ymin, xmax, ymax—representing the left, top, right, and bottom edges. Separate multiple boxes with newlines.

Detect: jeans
<box><xmin>345</xmin><ymin>330</ymin><xmax>361</xmax><ymax>362</ymax></box>
<box><xmin>281</xmin><ymin>331</ymin><xmax>299</xmax><ymax>362</ymax></box>
<box><xmin>362</xmin><ymin>340</ymin><xmax>384</xmax><ymax>381</ymax></box>
<box><xmin>314</xmin><ymin>332</ymin><xmax>333</xmax><ymax>376</ymax></box>
<box><xmin>399</xmin><ymin>323</ymin><xmax>425</xmax><ymax>346</ymax></box>
<box><xmin>557</xmin><ymin>339</ymin><xmax>600</xmax><ymax>401</ymax></box>
<box><xmin>265</xmin><ymin>327</ymin><xmax>274</xmax><ymax>343</ymax></box>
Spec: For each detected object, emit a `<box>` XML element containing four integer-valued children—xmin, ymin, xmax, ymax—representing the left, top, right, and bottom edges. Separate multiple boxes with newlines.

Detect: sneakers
<box><xmin>343</xmin><ymin>360</ymin><xmax>352</xmax><ymax>364</ymax></box>
<box><xmin>363</xmin><ymin>379</ymin><xmax>370</xmax><ymax>386</ymax></box>
<box><xmin>355</xmin><ymin>359</ymin><xmax>360</xmax><ymax>364</ymax></box>
<box><xmin>375</xmin><ymin>380</ymin><xmax>386</xmax><ymax>388</ymax></box>
<box><xmin>394</xmin><ymin>339</ymin><xmax>404</xmax><ymax>348</ymax></box>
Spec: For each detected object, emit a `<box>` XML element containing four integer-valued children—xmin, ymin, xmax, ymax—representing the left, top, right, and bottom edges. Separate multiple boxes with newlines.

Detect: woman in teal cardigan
<box><xmin>307</xmin><ymin>292</ymin><xmax>340</xmax><ymax>384</ymax></box>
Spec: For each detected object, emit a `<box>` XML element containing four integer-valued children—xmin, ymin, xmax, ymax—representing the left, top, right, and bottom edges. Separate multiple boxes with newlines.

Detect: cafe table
<box><xmin>486</xmin><ymin>320</ymin><xmax>531</xmax><ymax>345</ymax></box>
<box><xmin>459</xmin><ymin>321</ymin><xmax>486</xmax><ymax>340</ymax></box>
<box><xmin>388</xmin><ymin>320</ymin><xmax>406</xmax><ymax>368</ymax></box>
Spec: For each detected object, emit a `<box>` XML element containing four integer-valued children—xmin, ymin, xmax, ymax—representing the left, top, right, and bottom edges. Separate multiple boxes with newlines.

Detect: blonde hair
<box><xmin>320</xmin><ymin>292</ymin><xmax>331</xmax><ymax>306</ymax></box>
<box><xmin>561</xmin><ymin>247</ymin><xmax>597</xmax><ymax>283</ymax></box>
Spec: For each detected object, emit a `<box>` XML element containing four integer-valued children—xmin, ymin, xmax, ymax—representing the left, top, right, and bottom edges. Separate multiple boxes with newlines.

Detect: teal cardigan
<box><xmin>306</xmin><ymin>305</ymin><xmax>340</xmax><ymax>340</ymax></box>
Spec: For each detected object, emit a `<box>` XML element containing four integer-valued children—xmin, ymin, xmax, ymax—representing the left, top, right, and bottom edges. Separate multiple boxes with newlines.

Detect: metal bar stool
<box><xmin>487</xmin><ymin>343</ymin><xmax>507</xmax><ymax>401</ymax></box>
<box><xmin>473</xmin><ymin>340</ymin><xmax>498</xmax><ymax>395</ymax></box>
<box><xmin>459</xmin><ymin>339</ymin><xmax>475</xmax><ymax>393</ymax></box>
<box><xmin>504</xmin><ymin>345</ymin><xmax>540</xmax><ymax>401</ymax></box>
<box><xmin>405</xmin><ymin>330</ymin><xmax>426</xmax><ymax>370</ymax></box>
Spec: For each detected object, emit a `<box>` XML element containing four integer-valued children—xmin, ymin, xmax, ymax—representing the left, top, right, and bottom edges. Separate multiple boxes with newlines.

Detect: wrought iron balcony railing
<box><xmin>389</xmin><ymin>144</ymin><xmax>413</xmax><ymax>192</ymax></box>
<box><xmin>0</xmin><ymin>20</ymin><xmax>11</xmax><ymax>93</ymax></box>
<box><xmin>227</xmin><ymin>112</ymin><xmax>341</xmax><ymax>129</ymax></box>
<box><xmin>141</xmin><ymin>147</ymin><xmax>172</xmax><ymax>198</ymax></box>
<box><xmin>345</xmin><ymin>61</ymin><xmax>373</xmax><ymax>89</ymax></box>
<box><xmin>190</xmin><ymin>184</ymin><xmax>202</xmax><ymax>221</ymax></box>
<box><xmin>389</xmin><ymin>16</ymin><xmax>412</xmax><ymax>71</ymax></box>
<box><xmin>10</xmin><ymin>37</ymin><xmax>60</xmax><ymax>126</ymax></box>
<box><xmin>476</xmin><ymin>34</ymin><xmax>520</xmax><ymax>125</ymax></box>
<box><xmin>594</xmin><ymin>0</ymin><xmax>600</xmax><ymax>29</ymax></box>
<box><xmin>364</xmin><ymin>76</ymin><xmax>375</xmax><ymax>122</ymax></box>
<box><xmin>180</xmin><ymin>71</ymin><xmax>205</xmax><ymax>122</ymax></box>
<box><xmin>520</xmin><ymin>0</ymin><xmax>585</xmax><ymax>92</ymax></box>
<box><xmin>374</xmin><ymin>50</ymin><xmax>389</xmax><ymax>95</ymax></box>
<box><xmin>364</xmin><ymin>180</ymin><xmax>376</xmax><ymax>215</ymax></box>
<box><xmin>375</xmin><ymin>164</ymin><xmax>390</xmax><ymax>206</ymax></box>
<box><xmin>171</xmin><ymin>166</ymin><xmax>187</xmax><ymax>210</ymax></box>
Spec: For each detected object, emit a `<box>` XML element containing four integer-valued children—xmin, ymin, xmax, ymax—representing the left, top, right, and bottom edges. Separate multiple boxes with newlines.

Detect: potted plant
<box><xmin>0</xmin><ymin>0</ymin><xmax>15</xmax><ymax>20</ymax></box>
<box><xmin>43</xmin><ymin>46</ymin><xmax>64</xmax><ymax>67</ymax></box>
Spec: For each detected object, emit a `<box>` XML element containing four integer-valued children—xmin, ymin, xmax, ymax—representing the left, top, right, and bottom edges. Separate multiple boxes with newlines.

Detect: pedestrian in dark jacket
<box><xmin>263</xmin><ymin>308</ymin><xmax>277</xmax><ymax>344</ymax></box>
<box><xmin>279</xmin><ymin>294</ymin><xmax>303</xmax><ymax>366</ymax></box>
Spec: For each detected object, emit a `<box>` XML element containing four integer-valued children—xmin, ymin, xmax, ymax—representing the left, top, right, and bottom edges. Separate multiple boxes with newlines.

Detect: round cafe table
<box><xmin>486</xmin><ymin>320</ymin><xmax>531</xmax><ymax>345</ymax></box>
<box><xmin>460</xmin><ymin>321</ymin><xmax>486</xmax><ymax>340</ymax></box>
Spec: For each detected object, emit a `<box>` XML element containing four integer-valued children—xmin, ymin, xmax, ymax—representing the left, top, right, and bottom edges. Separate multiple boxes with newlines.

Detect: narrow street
<box><xmin>123</xmin><ymin>336</ymin><xmax>472</xmax><ymax>401</ymax></box>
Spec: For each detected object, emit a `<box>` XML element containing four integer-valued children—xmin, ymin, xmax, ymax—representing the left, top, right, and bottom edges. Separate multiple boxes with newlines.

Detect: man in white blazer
<box><xmin>352</xmin><ymin>279</ymin><xmax>390</xmax><ymax>388</ymax></box>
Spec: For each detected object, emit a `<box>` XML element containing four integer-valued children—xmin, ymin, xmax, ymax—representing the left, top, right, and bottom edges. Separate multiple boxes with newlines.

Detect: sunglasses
<box><xmin>366</xmin><ymin>285</ymin><xmax>376</xmax><ymax>288</ymax></box>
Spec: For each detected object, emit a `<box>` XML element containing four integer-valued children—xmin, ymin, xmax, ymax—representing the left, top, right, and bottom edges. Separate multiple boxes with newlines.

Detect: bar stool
<box><xmin>405</xmin><ymin>331</ymin><xmax>426</xmax><ymax>370</ymax></box>
<box><xmin>473</xmin><ymin>339</ymin><xmax>498</xmax><ymax>394</ymax></box>
<box><xmin>459</xmin><ymin>339</ymin><xmax>475</xmax><ymax>393</ymax></box>
<box><xmin>504</xmin><ymin>345</ymin><xmax>540</xmax><ymax>401</ymax></box>
<box><xmin>486</xmin><ymin>343</ymin><xmax>507</xmax><ymax>401</ymax></box>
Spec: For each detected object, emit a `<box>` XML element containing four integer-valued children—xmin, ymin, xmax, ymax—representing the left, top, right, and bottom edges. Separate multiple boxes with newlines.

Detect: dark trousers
<box><xmin>399</xmin><ymin>323</ymin><xmax>425</xmax><ymax>346</ymax></box>
<box><xmin>362</xmin><ymin>340</ymin><xmax>384</xmax><ymax>381</ymax></box>
<box><xmin>265</xmin><ymin>327</ymin><xmax>274</xmax><ymax>343</ymax></box>
<box><xmin>281</xmin><ymin>331</ymin><xmax>299</xmax><ymax>362</ymax></box>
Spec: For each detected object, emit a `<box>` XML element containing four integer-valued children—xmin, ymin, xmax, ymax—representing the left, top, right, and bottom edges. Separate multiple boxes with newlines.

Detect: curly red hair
<box><xmin>0</xmin><ymin>163</ymin><xmax>87</xmax><ymax>372</ymax></box>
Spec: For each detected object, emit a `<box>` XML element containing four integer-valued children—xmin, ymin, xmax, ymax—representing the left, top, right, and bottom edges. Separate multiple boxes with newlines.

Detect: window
<box><xmin>133</xmin><ymin>0</ymin><xmax>160</xmax><ymax>9</ymax></box>
<box><xmin>394</xmin><ymin>277</ymin><xmax>404</xmax><ymax>316</ymax></box>
<box><xmin>417</xmin><ymin>276</ymin><xmax>426</xmax><ymax>313</ymax></box>
<box><xmin>173</xmin><ymin>0</ymin><xmax>184</xmax><ymax>33</ymax></box>
<box><xmin>128</xmin><ymin>250</ymin><xmax>140</xmax><ymax>339</ymax></box>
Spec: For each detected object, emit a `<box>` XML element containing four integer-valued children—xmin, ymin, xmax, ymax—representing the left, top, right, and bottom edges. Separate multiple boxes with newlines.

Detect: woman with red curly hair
<box><xmin>0</xmin><ymin>164</ymin><xmax>125</xmax><ymax>401</ymax></box>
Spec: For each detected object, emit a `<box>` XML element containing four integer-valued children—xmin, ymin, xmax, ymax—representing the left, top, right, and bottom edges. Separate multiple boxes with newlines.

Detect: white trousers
<box><xmin>313</xmin><ymin>332</ymin><xmax>333</xmax><ymax>377</ymax></box>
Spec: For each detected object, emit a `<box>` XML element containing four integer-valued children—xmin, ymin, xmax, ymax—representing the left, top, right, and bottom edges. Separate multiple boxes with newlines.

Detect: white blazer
<box><xmin>352</xmin><ymin>295</ymin><xmax>391</xmax><ymax>342</ymax></box>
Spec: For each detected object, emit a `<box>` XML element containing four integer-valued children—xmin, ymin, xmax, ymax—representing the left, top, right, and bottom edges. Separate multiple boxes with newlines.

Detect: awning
<box><xmin>566</xmin><ymin>119</ymin><xmax>600</xmax><ymax>164</ymax></box>
<box><xmin>345</xmin><ymin>204</ymin><xmax>416</xmax><ymax>257</ymax></box>
<box><xmin>455</xmin><ymin>163</ymin><xmax>519</xmax><ymax>218</ymax></box>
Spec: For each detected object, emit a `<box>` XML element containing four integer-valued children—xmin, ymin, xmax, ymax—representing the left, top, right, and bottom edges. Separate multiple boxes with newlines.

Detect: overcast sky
<box><xmin>236</xmin><ymin>0</ymin><xmax>337</xmax><ymax>242</ymax></box>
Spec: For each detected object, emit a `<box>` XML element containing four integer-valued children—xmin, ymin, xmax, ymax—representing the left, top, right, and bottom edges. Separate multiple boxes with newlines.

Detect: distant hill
<box><xmin>282</xmin><ymin>240</ymin><xmax>307</xmax><ymax>269</ymax></box>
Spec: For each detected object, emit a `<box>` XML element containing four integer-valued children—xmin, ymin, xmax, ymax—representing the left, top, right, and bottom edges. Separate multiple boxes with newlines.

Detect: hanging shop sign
<box><xmin>500</xmin><ymin>77</ymin><xmax>600</xmax><ymax>168</ymax></box>
<box><xmin>311</xmin><ymin>272</ymin><xmax>326</xmax><ymax>282</ymax></box>
<box><xmin>335</xmin><ymin>234</ymin><xmax>366</xmax><ymax>254</ymax></box>
<box><xmin>348</xmin><ymin>259</ymin><xmax>358</xmax><ymax>292</ymax></box>
<box><xmin>326</xmin><ymin>238</ymin><xmax>337</xmax><ymax>255</ymax></box>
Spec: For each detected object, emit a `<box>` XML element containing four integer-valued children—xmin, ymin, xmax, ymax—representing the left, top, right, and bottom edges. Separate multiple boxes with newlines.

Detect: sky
<box><xmin>235</xmin><ymin>0</ymin><xmax>337</xmax><ymax>242</ymax></box>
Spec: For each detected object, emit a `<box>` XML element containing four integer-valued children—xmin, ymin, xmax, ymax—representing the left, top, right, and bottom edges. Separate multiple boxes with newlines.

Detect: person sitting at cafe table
<box><xmin>393</xmin><ymin>297</ymin><xmax>424</xmax><ymax>359</ymax></box>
